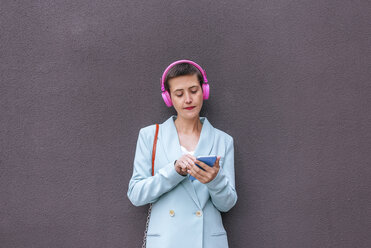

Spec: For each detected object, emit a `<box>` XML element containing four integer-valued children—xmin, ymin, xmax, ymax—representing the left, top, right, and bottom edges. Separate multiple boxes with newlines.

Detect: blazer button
<box><xmin>196</xmin><ymin>210</ymin><xmax>202</xmax><ymax>217</ymax></box>
<box><xmin>169</xmin><ymin>210</ymin><xmax>175</xmax><ymax>217</ymax></box>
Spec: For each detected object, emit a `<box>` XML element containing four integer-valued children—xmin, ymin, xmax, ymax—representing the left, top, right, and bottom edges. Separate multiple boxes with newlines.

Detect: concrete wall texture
<box><xmin>1</xmin><ymin>0</ymin><xmax>370</xmax><ymax>247</ymax></box>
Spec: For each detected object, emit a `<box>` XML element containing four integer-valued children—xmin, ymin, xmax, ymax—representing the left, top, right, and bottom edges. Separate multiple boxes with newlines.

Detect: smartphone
<box><xmin>189</xmin><ymin>155</ymin><xmax>217</xmax><ymax>181</ymax></box>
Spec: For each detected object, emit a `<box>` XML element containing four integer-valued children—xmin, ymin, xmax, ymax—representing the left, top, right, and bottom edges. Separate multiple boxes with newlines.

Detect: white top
<box><xmin>180</xmin><ymin>145</ymin><xmax>195</xmax><ymax>155</ymax></box>
<box><xmin>180</xmin><ymin>146</ymin><xmax>197</xmax><ymax>183</ymax></box>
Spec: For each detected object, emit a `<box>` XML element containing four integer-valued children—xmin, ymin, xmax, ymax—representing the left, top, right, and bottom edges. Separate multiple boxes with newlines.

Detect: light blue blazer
<box><xmin>127</xmin><ymin>115</ymin><xmax>237</xmax><ymax>248</ymax></box>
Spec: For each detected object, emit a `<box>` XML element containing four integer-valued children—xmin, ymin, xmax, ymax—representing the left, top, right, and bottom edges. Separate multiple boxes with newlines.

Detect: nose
<box><xmin>184</xmin><ymin>92</ymin><xmax>192</xmax><ymax>104</ymax></box>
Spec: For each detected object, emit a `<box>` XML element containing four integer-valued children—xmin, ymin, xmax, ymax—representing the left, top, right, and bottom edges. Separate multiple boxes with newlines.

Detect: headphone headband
<box><xmin>160</xmin><ymin>59</ymin><xmax>208</xmax><ymax>92</ymax></box>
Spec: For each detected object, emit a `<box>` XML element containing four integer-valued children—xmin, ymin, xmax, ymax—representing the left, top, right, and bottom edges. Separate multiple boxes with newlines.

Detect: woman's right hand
<box><xmin>174</xmin><ymin>154</ymin><xmax>196</xmax><ymax>176</ymax></box>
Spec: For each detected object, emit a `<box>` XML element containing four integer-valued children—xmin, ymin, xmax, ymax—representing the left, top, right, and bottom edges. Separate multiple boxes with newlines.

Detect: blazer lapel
<box><xmin>159</xmin><ymin>115</ymin><xmax>182</xmax><ymax>164</ymax></box>
<box><xmin>193</xmin><ymin>116</ymin><xmax>215</xmax><ymax>158</ymax></box>
<box><xmin>159</xmin><ymin>115</ymin><xmax>215</xmax><ymax>209</ymax></box>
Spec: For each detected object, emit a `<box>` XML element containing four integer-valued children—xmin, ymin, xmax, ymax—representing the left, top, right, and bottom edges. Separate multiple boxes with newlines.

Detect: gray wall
<box><xmin>1</xmin><ymin>1</ymin><xmax>370</xmax><ymax>247</ymax></box>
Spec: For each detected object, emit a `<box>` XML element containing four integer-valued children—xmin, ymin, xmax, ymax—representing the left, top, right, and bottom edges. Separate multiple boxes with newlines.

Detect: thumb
<box><xmin>215</xmin><ymin>156</ymin><xmax>221</xmax><ymax>168</ymax></box>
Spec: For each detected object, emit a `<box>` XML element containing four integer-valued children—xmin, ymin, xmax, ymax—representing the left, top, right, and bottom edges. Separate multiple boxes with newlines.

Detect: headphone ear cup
<box><xmin>202</xmin><ymin>83</ymin><xmax>210</xmax><ymax>100</ymax></box>
<box><xmin>162</xmin><ymin>91</ymin><xmax>173</xmax><ymax>107</ymax></box>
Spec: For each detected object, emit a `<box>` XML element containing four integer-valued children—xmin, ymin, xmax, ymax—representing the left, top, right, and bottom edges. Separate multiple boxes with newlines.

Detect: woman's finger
<box><xmin>184</xmin><ymin>157</ymin><xmax>196</xmax><ymax>166</ymax></box>
<box><xmin>214</xmin><ymin>156</ymin><xmax>221</xmax><ymax>168</ymax></box>
<box><xmin>195</xmin><ymin>160</ymin><xmax>212</xmax><ymax>172</ymax></box>
<box><xmin>179</xmin><ymin>160</ymin><xmax>188</xmax><ymax>169</ymax></box>
<box><xmin>189</xmin><ymin>163</ymin><xmax>208</xmax><ymax>178</ymax></box>
<box><xmin>187</xmin><ymin>167</ymin><xmax>198</xmax><ymax>180</ymax></box>
<box><xmin>185</xmin><ymin>154</ymin><xmax>197</xmax><ymax>161</ymax></box>
<box><xmin>187</xmin><ymin>167</ymin><xmax>204</xmax><ymax>181</ymax></box>
<box><xmin>188</xmin><ymin>165</ymin><xmax>212</xmax><ymax>183</ymax></box>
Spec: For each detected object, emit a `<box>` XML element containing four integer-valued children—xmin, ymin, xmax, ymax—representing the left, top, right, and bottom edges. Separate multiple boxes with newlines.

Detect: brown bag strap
<box><xmin>151</xmin><ymin>124</ymin><xmax>159</xmax><ymax>176</ymax></box>
<box><xmin>143</xmin><ymin>124</ymin><xmax>159</xmax><ymax>248</ymax></box>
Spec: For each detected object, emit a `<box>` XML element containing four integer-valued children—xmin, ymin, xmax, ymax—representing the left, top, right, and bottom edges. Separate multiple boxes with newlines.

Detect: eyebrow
<box><xmin>173</xmin><ymin>85</ymin><xmax>199</xmax><ymax>92</ymax></box>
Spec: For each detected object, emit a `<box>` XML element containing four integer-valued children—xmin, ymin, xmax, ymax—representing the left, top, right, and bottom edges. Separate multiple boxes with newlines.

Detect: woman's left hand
<box><xmin>187</xmin><ymin>156</ymin><xmax>221</xmax><ymax>184</ymax></box>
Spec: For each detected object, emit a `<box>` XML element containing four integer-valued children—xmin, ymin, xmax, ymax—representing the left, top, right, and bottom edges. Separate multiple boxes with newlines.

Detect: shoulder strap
<box><xmin>151</xmin><ymin>124</ymin><xmax>159</xmax><ymax>176</ymax></box>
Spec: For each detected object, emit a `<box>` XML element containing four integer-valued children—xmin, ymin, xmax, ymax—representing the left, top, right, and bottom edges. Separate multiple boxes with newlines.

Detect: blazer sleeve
<box><xmin>205</xmin><ymin>137</ymin><xmax>238</xmax><ymax>212</ymax></box>
<box><xmin>127</xmin><ymin>127</ymin><xmax>186</xmax><ymax>207</ymax></box>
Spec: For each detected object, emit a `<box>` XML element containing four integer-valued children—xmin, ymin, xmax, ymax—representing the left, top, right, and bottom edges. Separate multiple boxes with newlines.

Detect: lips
<box><xmin>184</xmin><ymin>106</ymin><xmax>195</xmax><ymax>110</ymax></box>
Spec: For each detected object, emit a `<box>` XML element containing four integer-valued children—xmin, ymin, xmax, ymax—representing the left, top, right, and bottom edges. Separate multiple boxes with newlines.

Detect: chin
<box><xmin>181</xmin><ymin>111</ymin><xmax>200</xmax><ymax>119</ymax></box>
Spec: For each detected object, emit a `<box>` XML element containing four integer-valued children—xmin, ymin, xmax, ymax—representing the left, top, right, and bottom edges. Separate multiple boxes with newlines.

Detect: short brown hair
<box><xmin>164</xmin><ymin>63</ymin><xmax>204</xmax><ymax>93</ymax></box>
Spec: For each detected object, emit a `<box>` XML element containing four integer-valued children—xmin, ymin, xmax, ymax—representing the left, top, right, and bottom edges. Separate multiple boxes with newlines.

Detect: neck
<box><xmin>174</xmin><ymin>115</ymin><xmax>202</xmax><ymax>135</ymax></box>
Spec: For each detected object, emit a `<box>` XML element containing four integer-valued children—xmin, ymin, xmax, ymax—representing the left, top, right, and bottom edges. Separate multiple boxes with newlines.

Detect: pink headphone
<box><xmin>161</xmin><ymin>59</ymin><xmax>210</xmax><ymax>107</ymax></box>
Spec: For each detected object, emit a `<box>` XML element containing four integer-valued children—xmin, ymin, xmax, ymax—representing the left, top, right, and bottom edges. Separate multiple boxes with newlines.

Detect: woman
<box><xmin>127</xmin><ymin>60</ymin><xmax>237</xmax><ymax>248</ymax></box>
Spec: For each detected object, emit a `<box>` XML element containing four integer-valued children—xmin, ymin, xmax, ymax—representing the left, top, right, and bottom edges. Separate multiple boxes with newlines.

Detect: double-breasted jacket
<box><xmin>127</xmin><ymin>115</ymin><xmax>237</xmax><ymax>248</ymax></box>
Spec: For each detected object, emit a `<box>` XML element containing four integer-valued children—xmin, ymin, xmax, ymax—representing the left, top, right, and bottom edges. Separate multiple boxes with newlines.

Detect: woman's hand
<box><xmin>174</xmin><ymin>154</ymin><xmax>196</xmax><ymax>176</ymax></box>
<box><xmin>187</xmin><ymin>156</ymin><xmax>221</xmax><ymax>183</ymax></box>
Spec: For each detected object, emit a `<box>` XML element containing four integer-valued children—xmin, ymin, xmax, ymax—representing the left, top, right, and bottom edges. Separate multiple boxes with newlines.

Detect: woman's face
<box><xmin>168</xmin><ymin>74</ymin><xmax>203</xmax><ymax>120</ymax></box>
